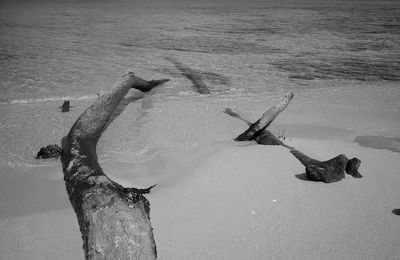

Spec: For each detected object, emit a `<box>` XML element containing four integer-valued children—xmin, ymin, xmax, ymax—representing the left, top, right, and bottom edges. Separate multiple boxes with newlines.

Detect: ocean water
<box><xmin>1</xmin><ymin>0</ymin><xmax>400</xmax><ymax>168</ymax></box>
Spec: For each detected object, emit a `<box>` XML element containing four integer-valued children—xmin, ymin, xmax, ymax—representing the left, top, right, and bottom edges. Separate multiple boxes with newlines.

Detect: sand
<box><xmin>1</xmin><ymin>84</ymin><xmax>400</xmax><ymax>259</ymax></box>
<box><xmin>1</xmin><ymin>133</ymin><xmax>400</xmax><ymax>259</ymax></box>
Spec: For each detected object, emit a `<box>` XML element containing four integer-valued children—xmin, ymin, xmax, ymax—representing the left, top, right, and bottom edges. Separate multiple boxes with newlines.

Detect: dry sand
<box><xmin>1</xmin><ymin>136</ymin><xmax>400</xmax><ymax>259</ymax></box>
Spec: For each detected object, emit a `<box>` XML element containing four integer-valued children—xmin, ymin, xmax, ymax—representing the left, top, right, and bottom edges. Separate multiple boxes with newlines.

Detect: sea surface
<box><xmin>0</xmin><ymin>0</ymin><xmax>399</xmax><ymax>168</ymax></box>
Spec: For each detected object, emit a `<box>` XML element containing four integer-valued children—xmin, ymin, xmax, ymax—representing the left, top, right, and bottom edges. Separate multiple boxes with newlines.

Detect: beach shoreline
<box><xmin>1</xmin><ymin>122</ymin><xmax>399</xmax><ymax>259</ymax></box>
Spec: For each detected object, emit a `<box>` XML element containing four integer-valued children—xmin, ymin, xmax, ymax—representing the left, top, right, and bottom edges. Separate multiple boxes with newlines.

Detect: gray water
<box><xmin>1</xmin><ymin>0</ymin><xmax>399</xmax><ymax>103</ymax></box>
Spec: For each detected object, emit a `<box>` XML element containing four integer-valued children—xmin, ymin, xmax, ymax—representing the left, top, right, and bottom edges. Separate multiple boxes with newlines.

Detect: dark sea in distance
<box><xmin>0</xmin><ymin>0</ymin><xmax>399</xmax><ymax>103</ymax></box>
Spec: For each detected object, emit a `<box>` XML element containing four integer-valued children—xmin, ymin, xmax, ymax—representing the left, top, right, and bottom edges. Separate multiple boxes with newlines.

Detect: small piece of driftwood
<box><xmin>36</xmin><ymin>144</ymin><xmax>62</xmax><ymax>159</ymax></box>
<box><xmin>61</xmin><ymin>72</ymin><xmax>168</xmax><ymax>259</ymax></box>
<box><xmin>61</xmin><ymin>100</ymin><xmax>70</xmax><ymax>112</ymax></box>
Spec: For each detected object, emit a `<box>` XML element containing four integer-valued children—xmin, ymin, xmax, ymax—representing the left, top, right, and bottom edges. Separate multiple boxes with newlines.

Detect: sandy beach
<box><xmin>1</xmin><ymin>0</ymin><xmax>400</xmax><ymax>258</ymax></box>
<box><xmin>1</xmin><ymin>84</ymin><xmax>400</xmax><ymax>259</ymax></box>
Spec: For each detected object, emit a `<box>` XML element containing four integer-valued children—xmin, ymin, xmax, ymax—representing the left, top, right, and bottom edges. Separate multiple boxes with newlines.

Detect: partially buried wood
<box><xmin>61</xmin><ymin>72</ymin><xmax>168</xmax><ymax>259</ymax></box>
<box><xmin>61</xmin><ymin>100</ymin><xmax>70</xmax><ymax>112</ymax></box>
<box><xmin>223</xmin><ymin>107</ymin><xmax>288</xmax><ymax>147</ymax></box>
<box><xmin>224</xmin><ymin>105</ymin><xmax>362</xmax><ymax>183</ymax></box>
<box><xmin>165</xmin><ymin>57</ymin><xmax>211</xmax><ymax>94</ymax></box>
<box><xmin>291</xmin><ymin>150</ymin><xmax>348</xmax><ymax>183</ymax></box>
<box><xmin>234</xmin><ymin>92</ymin><xmax>294</xmax><ymax>142</ymax></box>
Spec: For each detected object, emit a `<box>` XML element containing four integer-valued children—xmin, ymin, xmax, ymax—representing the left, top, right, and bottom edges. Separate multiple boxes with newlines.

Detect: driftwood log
<box><xmin>165</xmin><ymin>57</ymin><xmax>211</xmax><ymax>94</ymax></box>
<box><xmin>60</xmin><ymin>72</ymin><xmax>168</xmax><ymax>259</ymax></box>
<box><xmin>225</xmin><ymin>93</ymin><xmax>362</xmax><ymax>183</ymax></box>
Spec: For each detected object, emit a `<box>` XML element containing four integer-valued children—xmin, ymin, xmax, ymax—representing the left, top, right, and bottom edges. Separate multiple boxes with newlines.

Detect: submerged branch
<box><xmin>165</xmin><ymin>57</ymin><xmax>211</xmax><ymax>94</ymax></box>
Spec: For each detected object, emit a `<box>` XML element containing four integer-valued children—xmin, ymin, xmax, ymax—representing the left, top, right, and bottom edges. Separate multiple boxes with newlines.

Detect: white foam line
<box><xmin>0</xmin><ymin>94</ymin><xmax>101</xmax><ymax>105</ymax></box>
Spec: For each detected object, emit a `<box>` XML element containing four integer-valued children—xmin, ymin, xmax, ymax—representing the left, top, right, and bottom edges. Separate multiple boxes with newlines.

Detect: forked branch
<box><xmin>234</xmin><ymin>92</ymin><xmax>293</xmax><ymax>141</ymax></box>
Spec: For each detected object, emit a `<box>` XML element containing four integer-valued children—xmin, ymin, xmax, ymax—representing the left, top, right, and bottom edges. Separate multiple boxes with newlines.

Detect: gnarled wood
<box><xmin>224</xmin><ymin>103</ymin><xmax>362</xmax><ymax>183</ymax></box>
<box><xmin>61</xmin><ymin>72</ymin><xmax>168</xmax><ymax>259</ymax></box>
<box><xmin>291</xmin><ymin>149</ymin><xmax>348</xmax><ymax>183</ymax></box>
<box><xmin>61</xmin><ymin>100</ymin><xmax>70</xmax><ymax>112</ymax></box>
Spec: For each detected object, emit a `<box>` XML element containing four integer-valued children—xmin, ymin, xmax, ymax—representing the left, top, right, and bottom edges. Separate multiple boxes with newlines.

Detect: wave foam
<box><xmin>1</xmin><ymin>94</ymin><xmax>103</xmax><ymax>105</ymax></box>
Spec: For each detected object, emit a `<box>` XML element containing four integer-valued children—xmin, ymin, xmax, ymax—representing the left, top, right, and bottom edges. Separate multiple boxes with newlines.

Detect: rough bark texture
<box><xmin>36</xmin><ymin>144</ymin><xmax>62</xmax><ymax>159</ymax></box>
<box><xmin>291</xmin><ymin>150</ymin><xmax>348</xmax><ymax>183</ymax></box>
<box><xmin>235</xmin><ymin>92</ymin><xmax>293</xmax><ymax>141</ymax></box>
<box><xmin>61</xmin><ymin>72</ymin><xmax>168</xmax><ymax>259</ymax></box>
<box><xmin>165</xmin><ymin>57</ymin><xmax>211</xmax><ymax>94</ymax></box>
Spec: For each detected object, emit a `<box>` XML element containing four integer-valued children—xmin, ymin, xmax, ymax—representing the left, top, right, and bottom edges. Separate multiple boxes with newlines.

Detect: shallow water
<box><xmin>1</xmin><ymin>0</ymin><xmax>400</xmax><ymax>168</ymax></box>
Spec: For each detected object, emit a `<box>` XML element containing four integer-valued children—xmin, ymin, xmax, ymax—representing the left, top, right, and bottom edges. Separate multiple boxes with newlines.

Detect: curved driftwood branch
<box><xmin>165</xmin><ymin>57</ymin><xmax>211</xmax><ymax>94</ymax></box>
<box><xmin>61</xmin><ymin>72</ymin><xmax>168</xmax><ymax>259</ymax></box>
<box><xmin>235</xmin><ymin>92</ymin><xmax>293</xmax><ymax>141</ymax></box>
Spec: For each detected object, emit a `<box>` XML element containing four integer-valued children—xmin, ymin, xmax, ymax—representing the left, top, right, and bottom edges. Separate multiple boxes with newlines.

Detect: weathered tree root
<box><xmin>224</xmin><ymin>93</ymin><xmax>362</xmax><ymax>183</ymax></box>
<box><xmin>291</xmin><ymin>150</ymin><xmax>347</xmax><ymax>183</ymax></box>
<box><xmin>61</xmin><ymin>72</ymin><xmax>168</xmax><ymax>259</ymax></box>
<box><xmin>223</xmin><ymin>107</ymin><xmax>292</xmax><ymax>148</ymax></box>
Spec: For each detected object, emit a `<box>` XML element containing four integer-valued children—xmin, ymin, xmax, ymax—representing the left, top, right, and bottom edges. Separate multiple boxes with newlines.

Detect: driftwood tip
<box><xmin>138</xmin><ymin>184</ymin><xmax>157</xmax><ymax>194</ymax></box>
